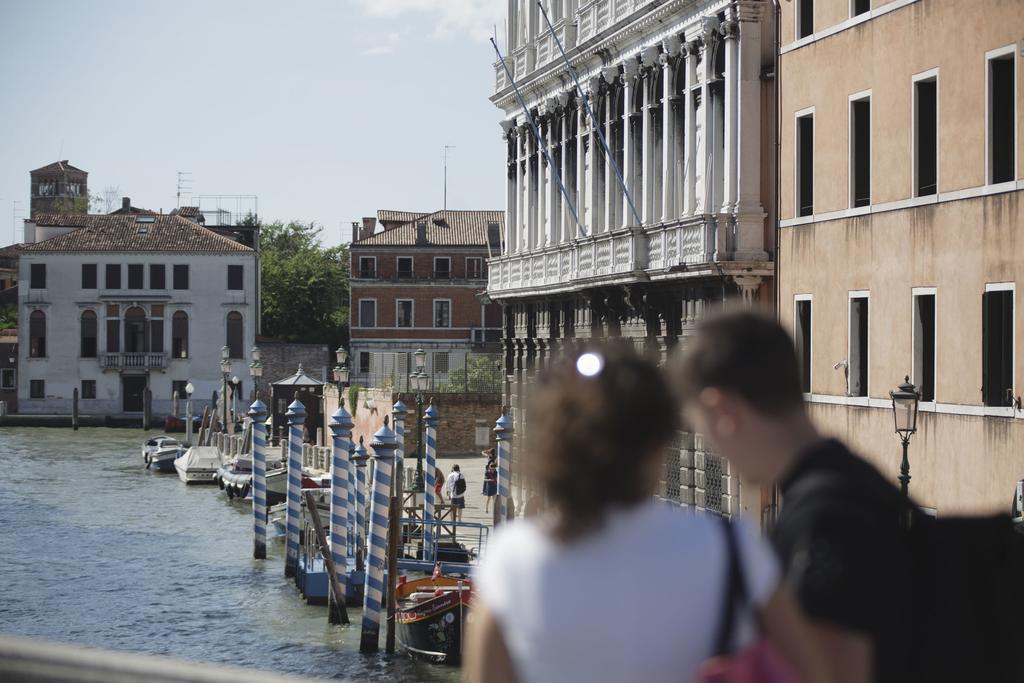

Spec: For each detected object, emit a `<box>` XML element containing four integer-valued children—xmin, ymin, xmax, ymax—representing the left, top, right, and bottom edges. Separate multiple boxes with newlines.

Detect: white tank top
<box><xmin>474</xmin><ymin>501</ymin><xmax>779</xmax><ymax>683</ymax></box>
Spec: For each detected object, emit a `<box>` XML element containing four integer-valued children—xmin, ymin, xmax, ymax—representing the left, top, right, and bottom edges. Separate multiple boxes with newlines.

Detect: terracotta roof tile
<box><xmin>30</xmin><ymin>160</ymin><xmax>87</xmax><ymax>175</ymax></box>
<box><xmin>22</xmin><ymin>213</ymin><xmax>253</xmax><ymax>253</ymax></box>
<box><xmin>353</xmin><ymin>210</ymin><xmax>503</xmax><ymax>247</ymax></box>
<box><xmin>377</xmin><ymin>210</ymin><xmax>427</xmax><ymax>225</ymax></box>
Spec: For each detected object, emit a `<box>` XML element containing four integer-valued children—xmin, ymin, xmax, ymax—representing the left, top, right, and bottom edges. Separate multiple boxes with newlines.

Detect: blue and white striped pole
<box><xmin>352</xmin><ymin>437</ymin><xmax>369</xmax><ymax>572</ymax></box>
<box><xmin>249</xmin><ymin>399</ymin><xmax>268</xmax><ymax>560</ymax></box>
<box><xmin>360</xmin><ymin>418</ymin><xmax>398</xmax><ymax>653</ymax></box>
<box><xmin>392</xmin><ymin>400</ymin><xmax>407</xmax><ymax>499</ymax></box>
<box><xmin>328</xmin><ymin>402</ymin><xmax>353</xmax><ymax>624</ymax></box>
<box><xmin>347</xmin><ymin>438</ymin><xmax>356</xmax><ymax>559</ymax></box>
<box><xmin>423</xmin><ymin>399</ymin><xmax>439</xmax><ymax>561</ymax></box>
<box><xmin>285</xmin><ymin>398</ymin><xmax>306</xmax><ymax>577</ymax></box>
<box><xmin>494</xmin><ymin>408</ymin><xmax>514</xmax><ymax>525</ymax></box>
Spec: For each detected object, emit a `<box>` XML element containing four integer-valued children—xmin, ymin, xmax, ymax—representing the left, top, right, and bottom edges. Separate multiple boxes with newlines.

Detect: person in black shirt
<box><xmin>672</xmin><ymin>310</ymin><xmax>914</xmax><ymax>683</ymax></box>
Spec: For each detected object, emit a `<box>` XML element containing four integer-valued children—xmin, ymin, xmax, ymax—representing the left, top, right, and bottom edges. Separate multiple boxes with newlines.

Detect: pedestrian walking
<box><xmin>434</xmin><ymin>466</ymin><xmax>445</xmax><ymax>503</ymax></box>
<box><xmin>445</xmin><ymin>464</ymin><xmax>466</xmax><ymax>523</ymax></box>
<box><xmin>465</xmin><ymin>344</ymin><xmax>832</xmax><ymax>683</ymax></box>
<box><xmin>672</xmin><ymin>311</ymin><xmax>913</xmax><ymax>683</ymax></box>
<box><xmin>482</xmin><ymin>448</ymin><xmax>497</xmax><ymax>512</ymax></box>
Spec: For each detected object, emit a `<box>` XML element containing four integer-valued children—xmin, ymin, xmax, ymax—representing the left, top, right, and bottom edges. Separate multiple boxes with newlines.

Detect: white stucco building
<box><xmin>489</xmin><ymin>0</ymin><xmax>777</xmax><ymax>517</ymax></box>
<box><xmin>17</xmin><ymin>212</ymin><xmax>257</xmax><ymax>416</ymax></box>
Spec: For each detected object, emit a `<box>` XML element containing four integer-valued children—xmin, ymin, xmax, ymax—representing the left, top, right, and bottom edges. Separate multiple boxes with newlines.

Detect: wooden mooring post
<box><xmin>71</xmin><ymin>388</ymin><xmax>79</xmax><ymax>431</ymax></box>
<box><xmin>143</xmin><ymin>388</ymin><xmax>152</xmax><ymax>431</ymax></box>
<box><xmin>304</xmin><ymin>490</ymin><xmax>348</xmax><ymax>625</ymax></box>
<box><xmin>385</xmin><ymin>494</ymin><xmax>400</xmax><ymax>654</ymax></box>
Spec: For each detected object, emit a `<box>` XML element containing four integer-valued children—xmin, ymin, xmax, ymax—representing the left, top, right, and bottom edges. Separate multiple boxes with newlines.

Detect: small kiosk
<box><xmin>270</xmin><ymin>365</ymin><xmax>325</xmax><ymax>444</ymax></box>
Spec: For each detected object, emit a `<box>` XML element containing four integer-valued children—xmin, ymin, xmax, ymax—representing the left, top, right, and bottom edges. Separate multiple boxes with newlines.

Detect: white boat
<box><xmin>142</xmin><ymin>435</ymin><xmax>179</xmax><ymax>463</ymax></box>
<box><xmin>149</xmin><ymin>444</ymin><xmax>183</xmax><ymax>473</ymax></box>
<box><xmin>174</xmin><ymin>446</ymin><xmax>223</xmax><ymax>484</ymax></box>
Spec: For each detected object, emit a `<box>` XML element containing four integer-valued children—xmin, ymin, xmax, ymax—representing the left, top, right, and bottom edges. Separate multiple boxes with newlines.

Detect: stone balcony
<box><xmin>488</xmin><ymin>216</ymin><xmax>732</xmax><ymax>298</ymax></box>
<box><xmin>101</xmin><ymin>352</ymin><xmax>167</xmax><ymax>371</ymax></box>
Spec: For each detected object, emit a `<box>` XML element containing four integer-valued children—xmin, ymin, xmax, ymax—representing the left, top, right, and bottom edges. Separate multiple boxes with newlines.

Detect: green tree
<box><xmin>260</xmin><ymin>220</ymin><xmax>349</xmax><ymax>348</ymax></box>
<box><xmin>437</xmin><ymin>355</ymin><xmax>503</xmax><ymax>393</ymax></box>
<box><xmin>0</xmin><ymin>304</ymin><xmax>15</xmax><ymax>331</ymax></box>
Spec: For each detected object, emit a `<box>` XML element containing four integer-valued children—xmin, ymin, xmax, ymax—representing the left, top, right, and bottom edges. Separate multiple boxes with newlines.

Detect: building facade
<box><xmin>349</xmin><ymin>209</ymin><xmax>503</xmax><ymax>387</ymax></box>
<box><xmin>488</xmin><ymin>0</ymin><xmax>778</xmax><ymax>517</ymax></box>
<box><xmin>17</xmin><ymin>213</ymin><xmax>257</xmax><ymax>416</ymax></box>
<box><xmin>778</xmin><ymin>0</ymin><xmax>1024</xmax><ymax>513</ymax></box>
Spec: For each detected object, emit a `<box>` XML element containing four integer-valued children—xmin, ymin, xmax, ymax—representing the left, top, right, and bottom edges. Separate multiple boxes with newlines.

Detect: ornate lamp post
<box><xmin>220</xmin><ymin>345</ymin><xmax>231</xmax><ymax>433</ymax></box>
<box><xmin>333</xmin><ymin>345</ymin><xmax>350</xmax><ymax>394</ymax></box>
<box><xmin>410</xmin><ymin>348</ymin><xmax>428</xmax><ymax>493</ymax></box>
<box><xmin>250</xmin><ymin>346</ymin><xmax>262</xmax><ymax>399</ymax></box>
<box><xmin>890</xmin><ymin>375</ymin><xmax>921</xmax><ymax>511</ymax></box>
<box><xmin>185</xmin><ymin>381</ymin><xmax>195</xmax><ymax>446</ymax></box>
<box><xmin>231</xmin><ymin>375</ymin><xmax>240</xmax><ymax>431</ymax></box>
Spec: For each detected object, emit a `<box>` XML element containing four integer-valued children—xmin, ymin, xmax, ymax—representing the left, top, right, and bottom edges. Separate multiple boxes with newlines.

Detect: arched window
<box><xmin>80</xmin><ymin>311</ymin><xmax>97</xmax><ymax>358</ymax></box>
<box><xmin>171</xmin><ymin>311</ymin><xmax>189</xmax><ymax>359</ymax></box>
<box><xmin>124</xmin><ymin>306</ymin><xmax>148</xmax><ymax>353</ymax></box>
<box><xmin>29</xmin><ymin>310</ymin><xmax>46</xmax><ymax>358</ymax></box>
<box><xmin>226</xmin><ymin>311</ymin><xmax>243</xmax><ymax>359</ymax></box>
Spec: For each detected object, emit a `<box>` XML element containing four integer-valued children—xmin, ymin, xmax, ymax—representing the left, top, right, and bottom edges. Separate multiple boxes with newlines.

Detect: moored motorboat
<box><xmin>395</xmin><ymin>574</ymin><xmax>472</xmax><ymax>665</ymax></box>
<box><xmin>174</xmin><ymin>446</ymin><xmax>222</xmax><ymax>484</ymax></box>
<box><xmin>142</xmin><ymin>436</ymin><xmax>179</xmax><ymax>464</ymax></box>
<box><xmin>148</xmin><ymin>444</ymin><xmax>183</xmax><ymax>473</ymax></box>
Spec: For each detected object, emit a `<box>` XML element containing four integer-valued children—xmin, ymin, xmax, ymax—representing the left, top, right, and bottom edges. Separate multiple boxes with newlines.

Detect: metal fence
<box><xmin>350</xmin><ymin>351</ymin><xmax>503</xmax><ymax>394</ymax></box>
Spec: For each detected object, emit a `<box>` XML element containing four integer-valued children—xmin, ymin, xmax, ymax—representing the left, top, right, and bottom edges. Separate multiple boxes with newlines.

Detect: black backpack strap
<box><xmin>712</xmin><ymin>516</ymin><xmax>750</xmax><ymax>657</ymax></box>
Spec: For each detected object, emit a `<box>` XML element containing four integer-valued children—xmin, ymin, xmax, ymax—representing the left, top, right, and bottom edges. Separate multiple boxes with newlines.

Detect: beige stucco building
<box><xmin>778</xmin><ymin>0</ymin><xmax>1024</xmax><ymax>514</ymax></box>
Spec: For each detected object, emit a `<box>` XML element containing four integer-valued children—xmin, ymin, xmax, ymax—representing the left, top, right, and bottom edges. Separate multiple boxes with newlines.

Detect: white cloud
<box><xmin>359</xmin><ymin>30</ymin><xmax>405</xmax><ymax>56</ymax></box>
<box><xmin>354</xmin><ymin>0</ymin><xmax>505</xmax><ymax>42</ymax></box>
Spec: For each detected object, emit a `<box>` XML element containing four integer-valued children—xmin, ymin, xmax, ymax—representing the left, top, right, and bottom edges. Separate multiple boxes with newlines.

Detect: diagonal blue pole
<box><xmin>285</xmin><ymin>399</ymin><xmax>306</xmax><ymax>577</ymax></box>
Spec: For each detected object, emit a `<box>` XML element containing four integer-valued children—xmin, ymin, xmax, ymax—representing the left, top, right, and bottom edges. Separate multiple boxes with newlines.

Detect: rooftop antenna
<box><xmin>443</xmin><ymin>145</ymin><xmax>455</xmax><ymax>210</ymax></box>
<box><xmin>176</xmin><ymin>171</ymin><xmax>193</xmax><ymax>208</ymax></box>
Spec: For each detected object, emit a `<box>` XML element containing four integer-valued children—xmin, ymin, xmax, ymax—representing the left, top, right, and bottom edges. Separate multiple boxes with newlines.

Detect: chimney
<box><xmin>351</xmin><ymin>221</ymin><xmax>360</xmax><ymax>243</ymax></box>
<box><xmin>416</xmin><ymin>221</ymin><xmax>427</xmax><ymax>246</ymax></box>
<box><xmin>121</xmin><ymin>197</ymin><xmax>131</xmax><ymax>210</ymax></box>
<box><xmin>360</xmin><ymin>216</ymin><xmax>376</xmax><ymax>240</ymax></box>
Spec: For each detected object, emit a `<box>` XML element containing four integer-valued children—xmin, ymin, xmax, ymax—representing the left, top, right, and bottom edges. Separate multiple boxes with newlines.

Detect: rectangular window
<box><xmin>849</xmin><ymin>294</ymin><xmax>869</xmax><ymax>397</ymax></box>
<box><xmin>228</xmin><ymin>265</ymin><xmax>244</xmax><ymax>290</ymax></box>
<box><xmin>30</xmin><ymin>379</ymin><xmax>44</xmax><ymax>399</ymax></box>
<box><xmin>797</xmin><ymin>0</ymin><xmax>813</xmax><ymax>39</ymax></box>
<box><xmin>397</xmin><ymin>257</ymin><xmax>413</xmax><ymax>278</ymax></box>
<box><xmin>912</xmin><ymin>292</ymin><xmax>936</xmax><ymax>402</ymax></box>
<box><xmin>989</xmin><ymin>51</ymin><xmax>1016</xmax><ymax>184</ymax></box>
<box><xmin>359</xmin><ymin>351</ymin><xmax>371</xmax><ymax>374</ymax></box>
<box><xmin>467</xmin><ymin>257</ymin><xmax>484</xmax><ymax>279</ymax></box>
<box><xmin>983</xmin><ymin>286</ymin><xmax>1014</xmax><ymax>407</ymax></box>
<box><xmin>30</xmin><ymin>264</ymin><xmax>46</xmax><ymax>289</ymax></box>
<box><xmin>173</xmin><ymin>265</ymin><xmax>189</xmax><ymax>290</ymax></box>
<box><xmin>106</xmin><ymin>303</ymin><xmax>120</xmax><ymax>353</ymax></box>
<box><xmin>150</xmin><ymin>318</ymin><xmax>164</xmax><ymax>354</ymax></box>
<box><xmin>914</xmin><ymin>77</ymin><xmax>938</xmax><ymax>196</ymax></box>
<box><xmin>1</xmin><ymin>368</ymin><xmax>15</xmax><ymax>390</ymax></box>
<box><xmin>150</xmin><ymin>264</ymin><xmax>165</xmax><ymax>290</ymax></box>
<box><xmin>81</xmin><ymin>380</ymin><xmax>96</xmax><ymax>400</ymax></box>
<box><xmin>359</xmin><ymin>257</ymin><xmax>376</xmax><ymax>279</ymax></box>
<box><xmin>795</xmin><ymin>297</ymin><xmax>812</xmax><ymax>394</ymax></box>
<box><xmin>396</xmin><ymin>299</ymin><xmax>414</xmax><ymax>328</ymax></box>
<box><xmin>851</xmin><ymin>0</ymin><xmax>869</xmax><ymax>16</ymax></box>
<box><xmin>128</xmin><ymin>264</ymin><xmax>144</xmax><ymax>289</ymax></box>
<box><xmin>796</xmin><ymin>113</ymin><xmax>814</xmax><ymax>216</ymax></box>
<box><xmin>81</xmin><ymin>264</ymin><xmax>97</xmax><ymax>289</ymax></box>
<box><xmin>106</xmin><ymin>264</ymin><xmax>121</xmax><ymax>289</ymax></box>
<box><xmin>359</xmin><ymin>300</ymin><xmax>376</xmax><ymax>328</ymax></box>
<box><xmin>434</xmin><ymin>300</ymin><xmax>451</xmax><ymax>328</ymax></box>
<box><xmin>434</xmin><ymin>257</ymin><xmax>451</xmax><ymax>279</ymax></box>
<box><xmin>850</xmin><ymin>97</ymin><xmax>871</xmax><ymax>207</ymax></box>
<box><xmin>171</xmin><ymin>380</ymin><xmax>188</xmax><ymax>400</ymax></box>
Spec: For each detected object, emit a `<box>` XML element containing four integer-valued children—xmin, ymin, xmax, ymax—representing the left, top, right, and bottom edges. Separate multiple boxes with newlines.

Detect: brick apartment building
<box><xmin>349</xmin><ymin>209</ymin><xmax>503</xmax><ymax>386</ymax></box>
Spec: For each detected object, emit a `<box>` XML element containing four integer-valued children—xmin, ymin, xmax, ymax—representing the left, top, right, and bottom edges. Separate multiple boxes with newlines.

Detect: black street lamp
<box><xmin>890</xmin><ymin>375</ymin><xmax>921</xmax><ymax>501</ymax></box>
<box><xmin>220</xmin><ymin>345</ymin><xmax>231</xmax><ymax>433</ymax></box>
<box><xmin>249</xmin><ymin>346</ymin><xmax>262</xmax><ymax>401</ymax></box>
<box><xmin>333</xmin><ymin>345</ymin><xmax>350</xmax><ymax>395</ymax></box>
<box><xmin>410</xmin><ymin>348</ymin><xmax>428</xmax><ymax>493</ymax></box>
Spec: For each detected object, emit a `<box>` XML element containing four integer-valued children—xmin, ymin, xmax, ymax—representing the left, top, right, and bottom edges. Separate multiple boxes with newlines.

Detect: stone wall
<box><xmin>323</xmin><ymin>385</ymin><xmax>500</xmax><ymax>458</ymax></box>
<box><xmin>257</xmin><ymin>340</ymin><xmax>329</xmax><ymax>404</ymax></box>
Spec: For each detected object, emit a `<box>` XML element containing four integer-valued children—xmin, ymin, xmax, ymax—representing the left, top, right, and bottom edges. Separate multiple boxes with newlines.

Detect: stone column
<box><xmin>698</xmin><ymin>19</ymin><xmax>719</xmax><ymax>216</ymax></box>
<box><xmin>525</xmin><ymin>128</ymin><xmax>535</xmax><ymax>251</ymax></box>
<box><xmin>516</xmin><ymin>124</ymin><xmax>525</xmax><ymax>253</ymax></box>
<box><xmin>503</xmin><ymin>121</ymin><xmax>517</xmax><ymax>254</ymax></box>
<box><xmin>603</xmin><ymin>84</ymin><xmax>615</xmax><ymax>234</ymax></box>
<box><xmin>734</xmin><ymin>0</ymin><xmax>768</xmax><ymax>261</ymax></box>
<box><xmin>576</xmin><ymin>102</ymin><xmax>587</xmax><ymax>237</ymax></box>
<box><xmin>588</xmin><ymin>77</ymin><xmax>602</xmax><ymax>237</ymax></box>
<box><xmin>641</xmin><ymin>47</ymin><xmax>660</xmax><ymax>225</ymax></box>
<box><xmin>720</xmin><ymin>13</ymin><xmax>739</xmax><ymax>215</ymax></box>
<box><xmin>539</xmin><ymin>115</ymin><xmax>549</xmax><ymax>247</ymax></box>
<box><xmin>560</xmin><ymin>96</ymin><xmax>571</xmax><ymax>242</ymax></box>
<box><xmin>682</xmin><ymin>42</ymin><xmax>697</xmax><ymax>216</ymax></box>
<box><xmin>660</xmin><ymin>43</ymin><xmax>678</xmax><ymax>222</ymax></box>
<box><xmin>622</xmin><ymin>59</ymin><xmax>639</xmax><ymax>227</ymax></box>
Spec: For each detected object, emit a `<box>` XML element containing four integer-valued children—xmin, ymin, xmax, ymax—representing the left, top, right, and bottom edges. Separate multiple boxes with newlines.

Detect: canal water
<box><xmin>0</xmin><ymin>427</ymin><xmax>460</xmax><ymax>682</ymax></box>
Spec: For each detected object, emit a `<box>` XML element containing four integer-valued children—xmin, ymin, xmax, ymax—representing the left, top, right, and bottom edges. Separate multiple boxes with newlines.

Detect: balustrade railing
<box><xmin>101</xmin><ymin>353</ymin><xmax>166</xmax><ymax>370</ymax></box>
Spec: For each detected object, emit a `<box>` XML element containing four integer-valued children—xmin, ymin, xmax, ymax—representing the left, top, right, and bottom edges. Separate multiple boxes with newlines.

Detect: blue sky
<box><xmin>0</xmin><ymin>0</ymin><xmax>507</xmax><ymax>247</ymax></box>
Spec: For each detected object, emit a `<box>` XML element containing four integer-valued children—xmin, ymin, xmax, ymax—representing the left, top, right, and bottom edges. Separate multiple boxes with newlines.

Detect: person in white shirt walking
<box><xmin>445</xmin><ymin>464</ymin><xmax>466</xmax><ymax>523</ymax></box>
